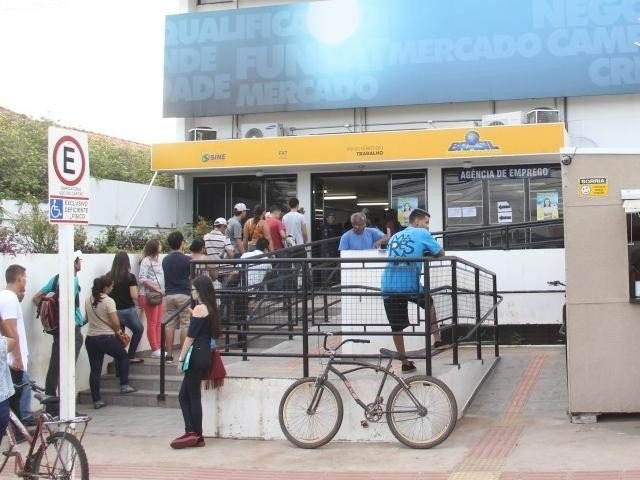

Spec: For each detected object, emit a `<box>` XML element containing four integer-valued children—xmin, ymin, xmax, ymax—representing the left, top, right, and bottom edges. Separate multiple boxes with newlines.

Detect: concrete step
<box><xmin>98</xmin><ymin>373</ymin><xmax>183</xmax><ymax>392</ymax></box>
<box><xmin>77</xmin><ymin>388</ymin><xmax>179</xmax><ymax>408</ymax></box>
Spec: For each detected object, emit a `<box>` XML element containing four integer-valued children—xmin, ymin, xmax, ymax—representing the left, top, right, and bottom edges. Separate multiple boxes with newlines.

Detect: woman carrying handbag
<box><xmin>138</xmin><ymin>239</ymin><xmax>165</xmax><ymax>358</ymax></box>
<box><xmin>110</xmin><ymin>251</ymin><xmax>144</xmax><ymax>363</ymax></box>
<box><xmin>170</xmin><ymin>276</ymin><xmax>221</xmax><ymax>449</ymax></box>
<box><xmin>85</xmin><ymin>273</ymin><xmax>137</xmax><ymax>409</ymax></box>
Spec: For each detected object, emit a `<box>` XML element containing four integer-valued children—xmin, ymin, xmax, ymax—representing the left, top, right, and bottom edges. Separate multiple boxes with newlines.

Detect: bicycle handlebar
<box><xmin>323</xmin><ymin>332</ymin><xmax>371</xmax><ymax>352</ymax></box>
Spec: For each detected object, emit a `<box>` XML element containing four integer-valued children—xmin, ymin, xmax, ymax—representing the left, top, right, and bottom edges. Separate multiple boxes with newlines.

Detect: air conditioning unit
<box><xmin>240</xmin><ymin>123</ymin><xmax>283</xmax><ymax>138</ymax></box>
<box><xmin>187</xmin><ymin>127</ymin><xmax>217</xmax><ymax>141</ymax></box>
<box><xmin>481</xmin><ymin>111</ymin><xmax>525</xmax><ymax>126</ymax></box>
<box><xmin>527</xmin><ymin>108</ymin><xmax>560</xmax><ymax>124</ymax></box>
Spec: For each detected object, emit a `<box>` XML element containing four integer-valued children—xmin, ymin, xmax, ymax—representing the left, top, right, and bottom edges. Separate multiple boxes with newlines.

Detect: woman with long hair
<box><xmin>138</xmin><ymin>239</ymin><xmax>165</xmax><ymax>358</ymax></box>
<box><xmin>85</xmin><ymin>273</ymin><xmax>137</xmax><ymax>409</ymax></box>
<box><xmin>384</xmin><ymin>208</ymin><xmax>402</xmax><ymax>237</ymax></box>
<box><xmin>110</xmin><ymin>251</ymin><xmax>144</xmax><ymax>363</ymax></box>
<box><xmin>171</xmin><ymin>276</ymin><xmax>221</xmax><ymax>449</ymax></box>
<box><xmin>243</xmin><ymin>205</ymin><xmax>271</xmax><ymax>252</ymax></box>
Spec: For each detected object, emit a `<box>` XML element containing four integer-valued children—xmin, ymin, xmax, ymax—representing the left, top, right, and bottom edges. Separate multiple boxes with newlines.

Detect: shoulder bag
<box><xmin>146</xmin><ymin>259</ymin><xmax>164</xmax><ymax>306</ymax></box>
<box><xmin>92</xmin><ymin>301</ymin><xmax>131</xmax><ymax>348</ymax></box>
<box><xmin>181</xmin><ymin>317</ymin><xmax>211</xmax><ymax>371</ymax></box>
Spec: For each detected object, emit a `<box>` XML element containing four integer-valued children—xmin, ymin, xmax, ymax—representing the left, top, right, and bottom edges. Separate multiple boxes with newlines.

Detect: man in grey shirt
<box><xmin>227</xmin><ymin>203</ymin><xmax>247</xmax><ymax>258</ymax></box>
<box><xmin>282</xmin><ymin>198</ymin><xmax>308</xmax><ymax>248</ymax></box>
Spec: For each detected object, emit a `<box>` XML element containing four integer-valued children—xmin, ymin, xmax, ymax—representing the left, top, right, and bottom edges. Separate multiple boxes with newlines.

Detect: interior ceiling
<box><xmin>320</xmin><ymin>174</ymin><xmax>387</xmax><ymax>201</ymax></box>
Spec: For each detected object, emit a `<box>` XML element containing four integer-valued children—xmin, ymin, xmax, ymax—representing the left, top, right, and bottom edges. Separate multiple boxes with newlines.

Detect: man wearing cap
<box><xmin>227</xmin><ymin>203</ymin><xmax>247</xmax><ymax>258</ymax></box>
<box><xmin>204</xmin><ymin>218</ymin><xmax>235</xmax><ymax>260</ymax></box>
<box><xmin>32</xmin><ymin>251</ymin><xmax>84</xmax><ymax>414</ymax></box>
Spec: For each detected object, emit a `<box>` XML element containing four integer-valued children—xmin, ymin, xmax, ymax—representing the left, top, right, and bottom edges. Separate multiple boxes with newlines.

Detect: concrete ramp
<box><xmin>202</xmin><ymin>339</ymin><xmax>498</xmax><ymax>442</ymax></box>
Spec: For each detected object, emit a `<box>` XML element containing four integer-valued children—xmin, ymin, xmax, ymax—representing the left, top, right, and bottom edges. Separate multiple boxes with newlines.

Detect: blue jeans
<box><xmin>9</xmin><ymin>369</ymin><xmax>31</xmax><ymax>421</ymax></box>
<box><xmin>117</xmin><ymin>307</ymin><xmax>144</xmax><ymax>358</ymax></box>
<box><xmin>19</xmin><ymin>371</ymin><xmax>31</xmax><ymax>420</ymax></box>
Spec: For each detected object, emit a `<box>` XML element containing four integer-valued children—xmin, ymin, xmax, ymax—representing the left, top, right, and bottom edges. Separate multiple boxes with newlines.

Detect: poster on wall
<box><xmin>536</xmin><ymin>192</ymin><xmax>559</xmax><ymax>220</ymax></box>
<box><xmin>397</xmin><ymin>197</ymin><xmax>418</xmax><ymax>226</ymax></box>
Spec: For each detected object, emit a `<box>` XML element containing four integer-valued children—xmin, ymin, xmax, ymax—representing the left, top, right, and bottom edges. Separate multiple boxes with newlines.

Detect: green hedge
<box><xmin>0</xmin><ymin>107</ymin><xmax>174</xmax><ymax>203</ymax></box>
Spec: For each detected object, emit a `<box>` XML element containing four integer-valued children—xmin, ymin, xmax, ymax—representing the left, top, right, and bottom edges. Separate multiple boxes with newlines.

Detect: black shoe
<box><xmin>401</xmin><ymin>361</ymin><xmax>416</xmax><ymax>373</ymax></box>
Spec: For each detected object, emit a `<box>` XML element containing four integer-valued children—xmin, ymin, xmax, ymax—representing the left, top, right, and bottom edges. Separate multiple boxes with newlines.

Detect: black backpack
<box><xmin>36</xmin><ymin>275</ymin><xmax>80</xmax><ymax>335</ymax></box>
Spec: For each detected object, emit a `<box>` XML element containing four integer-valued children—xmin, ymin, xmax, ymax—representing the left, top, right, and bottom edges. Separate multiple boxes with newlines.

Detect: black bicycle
<box><xmin>278</xmin><ymin>333</ymin><xmax>457</xmax><ymax>449</ymax></box>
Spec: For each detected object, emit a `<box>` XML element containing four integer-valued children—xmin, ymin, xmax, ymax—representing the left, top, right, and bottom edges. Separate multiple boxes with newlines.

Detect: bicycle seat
<box><xmin>34</xmin><ymin>392</ymin><xmax>59</xmax><ymax>405</ymax></box>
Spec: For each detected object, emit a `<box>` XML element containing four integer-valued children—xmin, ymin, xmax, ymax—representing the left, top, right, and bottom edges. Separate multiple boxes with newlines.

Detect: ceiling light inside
<box><xmin>324</xmin><ymin>195</ymin><xmax>357</xmax><ymax>200</ymax></box>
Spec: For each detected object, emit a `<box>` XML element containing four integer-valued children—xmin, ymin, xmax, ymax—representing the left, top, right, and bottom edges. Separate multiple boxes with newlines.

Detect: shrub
<box><xmin>0</xmin><ymin>227</ymin><xmax>22</xmax><ymax>255</ymax></box>
<box><xmin>12</xmin><ymin>203</ymin><xmax>57</xmax><ymax>253</ymax></box>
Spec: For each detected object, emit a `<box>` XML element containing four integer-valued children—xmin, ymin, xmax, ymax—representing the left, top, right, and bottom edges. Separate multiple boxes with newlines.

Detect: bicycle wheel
<box><xmin>386</xmin><ymin>375</ymin><xmax>457</xmax><ymax>449</ymax></box>
<box><xmin>32</xmin><ymin>432</ymin><xmax>89</xmax><ymax>480</ymax></box>
<box><xmin>279</xmin><ymin>377</ymin><xmax>343</xmax><ymax>449</ymax></box>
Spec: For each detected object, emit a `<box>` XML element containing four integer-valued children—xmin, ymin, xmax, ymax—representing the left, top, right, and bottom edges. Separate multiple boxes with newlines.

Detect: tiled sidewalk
<box><xmin>6</xmin><ymin>346</ymin><xmax>640</xmax><ymax>480</ymax></box>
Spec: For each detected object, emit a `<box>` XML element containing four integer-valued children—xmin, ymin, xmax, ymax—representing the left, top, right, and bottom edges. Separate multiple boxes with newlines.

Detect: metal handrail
<box><xmin>157</xmin><ymin>297</ymin><xmax>191</xmax><ymax>401</ymax></box>
<box><xmin>182</xmin><ymin>255</ymin><xmax>501</xmax><ymax>379</ymax></box>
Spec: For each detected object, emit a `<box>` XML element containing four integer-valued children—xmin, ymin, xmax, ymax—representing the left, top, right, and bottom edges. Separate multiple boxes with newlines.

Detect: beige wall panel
<box><xmin>567</xmin><ymin>303</ymin><xmax>640</xmax><ymax>413</ymax></box>
<box><xmin>564</xmin><ymin>205</ymin><xmax>629</xmax><ymax>303</ymax></box>
<box><xmin>564</xmin><ymin>152</ymin><xmax>640</xmax><ymax>414</ymax></box>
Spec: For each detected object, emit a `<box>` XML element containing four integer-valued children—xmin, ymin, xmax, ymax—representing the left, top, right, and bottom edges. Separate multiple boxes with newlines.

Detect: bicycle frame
<box><xmin>1</xmin><ymin>410</ymin><xmax>91</xmax><ymax>477</ymax></box>
<box><xmin>310</xmin><ymin>355</ymin><xmax>423</xmax><ymax>417</ymax></box>
<box><xmin>0</xmin><ymin>410</ymin><xmax>49</xmax><ymax>474</ymax></box>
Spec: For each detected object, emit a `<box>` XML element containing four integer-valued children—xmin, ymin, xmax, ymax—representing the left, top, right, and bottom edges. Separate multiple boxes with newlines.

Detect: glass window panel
<box><xmin>528</xmin><ymin>168</ymin><xmax>564</xmax><ymax>247</ymax></box>
<box><xmin>231</xmin><ymin>181</ymin><xmax>262</xmax><ymax>217</ymax></box>
<box><xmin>488</xmin><ymin>179</ymin><xmax>525</xmax><ymax>225</ymax></box>
<box><xmin>266</xmin><ymin>177</ymin><xmax>296</xmax><ymax>211</ymax></box>
<box><xmin>195</xmin><ymin>182</ymin><xmax>226</xmax><ymax>224</ymax></box>
<box><xmin>444</xmin><ymin>173</ymin><xmax>484</xmax><ymax>227</ymax></box>
<box><xmin>529</xmin><ymin>169</ymin><xmax>563</xmax><ymax>221</ymax></box>
<box><xmin>391</xmin><ymin>174</ymin><xmax>427</xmax><ymax>227</ymax></box>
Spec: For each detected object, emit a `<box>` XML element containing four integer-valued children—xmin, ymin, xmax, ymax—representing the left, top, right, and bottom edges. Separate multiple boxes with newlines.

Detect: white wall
<box><xmin>450</xmin><ymin>249</ymin><xmax>566</xmax><ymax>325</ymax></box>
<box><xmin>1</xmin><ymin>177</ymin><xmax>192</xmax><ymax>241</ymax></box>
<box><xmin>0</xmin><ymin>253</ymin><xmax>151</xmax><ymax>408</ymax></box>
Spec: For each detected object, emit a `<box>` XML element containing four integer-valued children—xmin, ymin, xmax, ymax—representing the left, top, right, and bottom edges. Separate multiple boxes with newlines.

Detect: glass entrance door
<box><xmin>231</xmin><ymin>180</ymin><xmax>263</xmax><ymax>216</ymax></box>
<box><xmin>194</xmin><ymin>176</ymin><xmax>296</xmax><ymax>224</ymax></box>
<box><xmin>311</xmin><ymin>170</ymin><xmax>428</xmax><ymax>240</ymax></box>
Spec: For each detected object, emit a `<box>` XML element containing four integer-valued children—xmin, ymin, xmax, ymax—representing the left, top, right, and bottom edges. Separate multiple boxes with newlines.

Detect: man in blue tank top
<box><xmin>381</xmin><ymin>209</ymin><xmax>445</xmax><ymax>373</ymax></box>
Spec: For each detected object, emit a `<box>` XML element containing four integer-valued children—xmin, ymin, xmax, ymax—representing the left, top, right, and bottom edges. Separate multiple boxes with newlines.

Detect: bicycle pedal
<box><xmin>360</xmin><ymin>420</ymin><xmax>369</xmax><ymax>428</ymax></box>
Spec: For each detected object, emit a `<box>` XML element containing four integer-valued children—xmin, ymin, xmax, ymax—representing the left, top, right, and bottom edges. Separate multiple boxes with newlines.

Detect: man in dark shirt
<box><xmin>162</xmin><ymin>231</ymin><xmax>191</xmax><ymax>361</ymax></box>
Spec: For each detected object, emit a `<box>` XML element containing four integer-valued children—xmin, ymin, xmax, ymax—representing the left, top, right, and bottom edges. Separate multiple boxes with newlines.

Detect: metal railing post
<box><xmin>451</xmin><ymin>259</ymin><xmax>459</xmax><ymax>366</ymax></box>
<box><xmin>493</xmin><ymin>274</ymin><xmax>500</xmax><ymax>357</ymax></box>
<box><xmin>302</xmin><ymin>260</ymin><xmax>310</xmax><ymax>377</ymax></box>
<box><xmin>475</xmin><ymin>268</ymin><xmax>481</xmax><ymax>361</ymax></box>
<box><xmin>424</xmin><ymin>259</ymin><xmax>432</xmax><ymax>376</ymax></box>
<box><xmin>157</xmin><ymin>324</ymin><xmax>166</xmax><ymax>401</ymax></box>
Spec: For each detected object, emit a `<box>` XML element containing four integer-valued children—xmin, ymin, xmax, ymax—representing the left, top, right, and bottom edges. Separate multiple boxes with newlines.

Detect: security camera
<box><xmin>561</xmin><ymin>154</ymin><xmax>572</xmax><ymax>166</ymax></box>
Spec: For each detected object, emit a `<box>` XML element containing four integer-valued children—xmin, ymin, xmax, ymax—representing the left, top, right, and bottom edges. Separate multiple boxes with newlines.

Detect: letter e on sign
<box><xmin>48</xmin><ymin>127</ymin><xmax>90</xmax><ymax>224</ymax></box>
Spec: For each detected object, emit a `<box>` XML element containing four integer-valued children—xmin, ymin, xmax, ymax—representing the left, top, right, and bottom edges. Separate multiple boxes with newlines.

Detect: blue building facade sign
<box><xmin>164</xmin><ymin>0</ymin><xmax>640</xmax><ymax>117</ymax></box>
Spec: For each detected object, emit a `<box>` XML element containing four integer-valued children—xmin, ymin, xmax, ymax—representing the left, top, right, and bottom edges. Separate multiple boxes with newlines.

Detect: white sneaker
<box><xmin>151</xmin><ymin>349</ymin><xmax>161</xmax><ymax>358</ymax></box>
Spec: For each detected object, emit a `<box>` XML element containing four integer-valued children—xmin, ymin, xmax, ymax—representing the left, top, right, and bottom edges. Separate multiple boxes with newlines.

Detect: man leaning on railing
<box><xmin>381</xmin><ymin>208</ymin><xmax>446</xmax><ymax>373</ymax></box>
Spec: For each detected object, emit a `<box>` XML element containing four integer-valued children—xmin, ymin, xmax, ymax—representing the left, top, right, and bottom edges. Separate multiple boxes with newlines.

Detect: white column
<box><xmin>57</xmin><ymin>225</ymin><xmax>75</xmax><ymax>420</ymax></box>
<box><xmin>297</xmin><ymin>171</ymin><xmax>312</xmax><ymax>231</ymax></box>
<box><xmin>427</xmin><ymin>166</ymin><xmax>444</xmax><ymax>233</ymax></box>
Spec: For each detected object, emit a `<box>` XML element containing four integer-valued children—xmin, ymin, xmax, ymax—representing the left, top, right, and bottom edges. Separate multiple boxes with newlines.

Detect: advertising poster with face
<box><xmin>536</xmin><ymin>191</ymin><xmax>559</xmax><ymax>220</ymax></box>
<box><xmin>397</xmin><ymin>197</ymin><xmax>418</xmax><ymax>226</ymax></box>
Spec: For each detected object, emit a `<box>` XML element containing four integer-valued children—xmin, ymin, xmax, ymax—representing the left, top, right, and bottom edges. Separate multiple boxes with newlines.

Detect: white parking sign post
<box><xmin>48</xmin><ymin>127</ymin><xmax>90</xmax><ymax>421</ymax></box>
